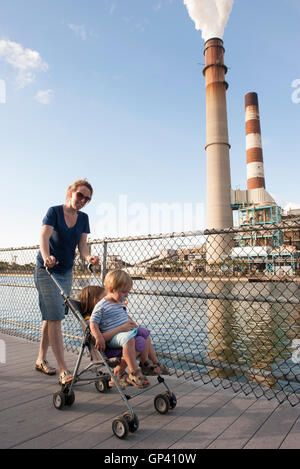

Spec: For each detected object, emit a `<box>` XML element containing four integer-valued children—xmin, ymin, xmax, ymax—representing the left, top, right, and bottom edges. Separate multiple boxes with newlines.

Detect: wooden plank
<box><xmin>244</xmin><ymin>403</ymin><xmax>300</xmax><ymax>449</ymax></box>
<box><xmin>280</xmin><ymin>415</ymin><xmax>300</xmax><ymax>449</ymax></box>
<box><xmin>207</xmin><ymin>398</ymin><xmax>280</xmax><ymax>449</ymax></box>
<box><xmin>1</xmin><ymin>332</ymin><xmax>300</xmax><ymax>450</ymax></box>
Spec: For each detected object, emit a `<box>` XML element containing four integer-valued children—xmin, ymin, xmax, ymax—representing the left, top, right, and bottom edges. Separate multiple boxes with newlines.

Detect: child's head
<box><xmin>104</xmin><ymin>270</ymin><xmax>133</xmax><ymax>295</ymax></box>
<box><xmin>78</xmin><ymin>285</ymin><xmax>105</xmax><ymax>319</ymax></box>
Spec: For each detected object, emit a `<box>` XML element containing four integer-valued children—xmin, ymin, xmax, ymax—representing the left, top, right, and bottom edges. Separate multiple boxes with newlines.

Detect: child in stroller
<box><xmin>79</xmin><ymin>270</ymin><xmax>169</xmax><ymax>388</ymax></box>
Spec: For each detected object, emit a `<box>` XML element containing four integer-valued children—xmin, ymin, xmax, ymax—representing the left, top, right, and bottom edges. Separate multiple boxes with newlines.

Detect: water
<box><xmin>1</xmin><ymin>275</ymin><xmax>300</xmax><ymax>397</ymax></box>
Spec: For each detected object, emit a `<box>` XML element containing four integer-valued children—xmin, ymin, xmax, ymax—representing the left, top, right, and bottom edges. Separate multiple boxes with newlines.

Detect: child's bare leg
<box><xmin>139</xmin><ymin>337</ymin><xmax>150</xmax><ymax>364</ymax></box>
<box><xmin>122</xmin><ymin>338</ymin><xmax>139</xmax><ymax>373</ymax></box>
<box><xmin>113</xmin><ymin>357</ymin><xmax>127</xmax><ymax>376</ymax></box>
<box><xmin>141</xmin><ymin>338</ymin><xmax>161</xmax><ymax>375</ymax></box>
<box><xmin>148</xmin><ymin>341</ymin><xmax>159</xmax><ymax>364</ymax></box>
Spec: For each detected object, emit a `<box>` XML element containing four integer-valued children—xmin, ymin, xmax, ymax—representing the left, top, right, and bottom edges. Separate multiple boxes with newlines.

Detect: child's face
<box><xmin>111</xmin><ymin>288</ymin><xmax>130</xmax><ymax>303</ymax></box>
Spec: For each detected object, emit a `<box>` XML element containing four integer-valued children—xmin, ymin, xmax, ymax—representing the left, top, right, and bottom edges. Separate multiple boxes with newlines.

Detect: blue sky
<box><xmin>0</xmin><ymin>0</ymin><xmax>299</xmax><ymax>247</ymax></box>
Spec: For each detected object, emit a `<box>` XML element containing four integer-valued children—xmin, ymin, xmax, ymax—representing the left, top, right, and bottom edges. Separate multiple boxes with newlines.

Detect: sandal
<box><xmin>126</xmin><ymin>369</ymin><xmax>150</xmax><ymax>389</ymax></box>
<box><xmin>35</xmin><ymin>360</ymin><xmax>56</xmax><ymax>376</ymax></box>
<box><xmin>58</xmin><ymin>370</ymin><xmax>73</xmax><ymax>385</ymax></box>
<box><xmin>156</xmin><ymin>361</ymin><xmax>170</xmax><ymax>375</ymax></box>
<box><xmin>109</xmin><ymin>371</ymin><xmax>131</xmax><ymax>388</ymax></box>
<box><xmin>141</xmin><ymin>360</ymin><xmax>160</xmax><ymax>376</ymax></box>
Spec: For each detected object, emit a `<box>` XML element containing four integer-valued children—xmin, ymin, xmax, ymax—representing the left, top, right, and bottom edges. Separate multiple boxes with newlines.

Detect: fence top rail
<box><xmin>0</xmin><ymin>220</ymin><xmax>299</xmax><ymax>250</ymax></box>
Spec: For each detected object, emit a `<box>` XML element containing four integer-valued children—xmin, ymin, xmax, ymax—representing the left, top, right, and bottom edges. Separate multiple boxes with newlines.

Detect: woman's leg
<box><xmin>36</xmin><ymin>320</ymin><xmax>50</xmax><ymax>363</ymax></box>
<box><xmin>47</xmin><ymin>320</ymin><xmax>69</xmax><ymax>375</ymax></box>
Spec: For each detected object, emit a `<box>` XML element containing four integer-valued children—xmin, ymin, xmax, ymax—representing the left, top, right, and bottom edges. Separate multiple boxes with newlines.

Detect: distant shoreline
<box><xmin>1</xmin><ymin>272</ymin><xmax>299</xmax><ymax>284</ymax></box>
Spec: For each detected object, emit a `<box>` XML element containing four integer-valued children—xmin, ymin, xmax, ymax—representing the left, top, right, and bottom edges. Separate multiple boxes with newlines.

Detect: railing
<box><xmin>0</xmin><ymin>220</ymin><xmax>300</xmax><ymax>406</ymax></box>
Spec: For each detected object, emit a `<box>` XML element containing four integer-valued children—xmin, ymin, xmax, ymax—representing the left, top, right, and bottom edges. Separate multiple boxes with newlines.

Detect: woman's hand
<box><xmin>43</xmin><ymin>255</ymin><xmax>58</xmax><ymax>268</ymax></box>
<box><xmin>86</xmin><ymin>255</ymin><xmax>99</xmax><ymax>265</ymax></box>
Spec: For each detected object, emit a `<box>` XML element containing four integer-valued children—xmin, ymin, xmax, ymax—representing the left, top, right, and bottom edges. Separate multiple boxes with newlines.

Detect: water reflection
<box><xmin>1</xmin><ymin>275</ymin><xmax>299</xmax><ymax>395</ymax></box>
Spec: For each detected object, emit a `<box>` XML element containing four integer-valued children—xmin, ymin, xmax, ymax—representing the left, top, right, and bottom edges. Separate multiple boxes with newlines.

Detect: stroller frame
<box><xmin>46</xmin><ymin>267</ymin><xmax>177</xmax><ymax>439</ymax></box>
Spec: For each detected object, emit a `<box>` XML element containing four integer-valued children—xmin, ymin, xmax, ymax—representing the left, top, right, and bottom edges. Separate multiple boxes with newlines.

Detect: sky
<box><xmin>0</xmin><ymin>0</ymin><xmax>299</xmax><ymax>247</ymax></box>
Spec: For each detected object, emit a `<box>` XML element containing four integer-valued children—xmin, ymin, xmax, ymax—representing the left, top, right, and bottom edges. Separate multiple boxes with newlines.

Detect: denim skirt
<box><xmin>34</xmin><ymin>266</ymin><xmax>73</xmax><ymax>321</ymax></box>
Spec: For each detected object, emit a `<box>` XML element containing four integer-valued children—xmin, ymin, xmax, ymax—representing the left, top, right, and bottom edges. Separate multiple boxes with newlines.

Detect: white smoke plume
<box><xmin>183</xmin><ymin>0</ymin><xmax>234</xmax><ymax>41</ymax></box>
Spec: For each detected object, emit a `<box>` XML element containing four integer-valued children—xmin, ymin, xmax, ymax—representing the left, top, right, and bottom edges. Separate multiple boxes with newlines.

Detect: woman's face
<box><xmin>69</xmin><ymin>185</ymin><xmax>92</xmax><ymax>210</ymax></box>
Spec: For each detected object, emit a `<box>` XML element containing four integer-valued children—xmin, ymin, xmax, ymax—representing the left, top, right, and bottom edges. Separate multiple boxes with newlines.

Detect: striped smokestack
<box><xmin>203</xmin><ymin>38</ymin><xmax>233</xmax><ymax>262</ymax></box>
<box><xmin>245</xmin><ymin>92</ymin><xmax>266</xmax><ymax>190</ymax></box>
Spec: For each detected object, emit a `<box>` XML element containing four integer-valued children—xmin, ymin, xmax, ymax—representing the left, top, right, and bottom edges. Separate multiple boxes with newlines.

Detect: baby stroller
<box><xmin>46</xmin><ymin>266</ymin><xmax>177</xmax><ymax>439</ymax></box>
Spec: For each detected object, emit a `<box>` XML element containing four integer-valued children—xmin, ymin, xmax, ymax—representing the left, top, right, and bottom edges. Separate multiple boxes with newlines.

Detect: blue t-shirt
<box><xmin>90</xmin><ymin>298</ymin><xmax>128</xmax><ymax>333</ymax></box>
<box><xmin>36</xmin><ymin>205</ymin><xmax>90</xmax><ymax>274</ymax></box>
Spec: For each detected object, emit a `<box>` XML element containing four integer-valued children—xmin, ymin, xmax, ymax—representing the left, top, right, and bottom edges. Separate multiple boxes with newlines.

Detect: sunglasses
<box><xmin>75</xmin><ymin>191</ymin><xmax>91</xmax><ymax>204</ymax></box>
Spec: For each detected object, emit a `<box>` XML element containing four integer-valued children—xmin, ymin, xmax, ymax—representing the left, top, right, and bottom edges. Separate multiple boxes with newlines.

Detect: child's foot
<box><xmin>109</xmin><ymin>370</ymin><xmax>131</xmax><ymax>388</ymax></box>
<box><xmin>141</xmin><ymin>360</ymin><xmax>161</xmax><ymax>376</ymax></box>
<box><xmin>126</xmin><ymin>369</ymin><xmax>150</xmax><ymax>388</ymax></box>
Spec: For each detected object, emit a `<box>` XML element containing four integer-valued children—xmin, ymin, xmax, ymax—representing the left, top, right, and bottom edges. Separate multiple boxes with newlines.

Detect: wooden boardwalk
<box><xmin>1</xmin><ymin>332</ymin><xmax>300</xmax><ymax>450</ymax></box>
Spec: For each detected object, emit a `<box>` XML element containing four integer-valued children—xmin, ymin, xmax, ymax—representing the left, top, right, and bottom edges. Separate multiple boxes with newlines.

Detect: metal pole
<box><xmin>101</xmin><ymin>240</ymin><xmax>108</xmax><ymax>285</ymax></box>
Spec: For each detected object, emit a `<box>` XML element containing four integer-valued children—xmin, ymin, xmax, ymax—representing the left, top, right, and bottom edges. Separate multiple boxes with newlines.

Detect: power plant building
<box><xmin>202</xmin><ymin>39</ymin><xmax>300</xmax><ymax>276</ymax></box>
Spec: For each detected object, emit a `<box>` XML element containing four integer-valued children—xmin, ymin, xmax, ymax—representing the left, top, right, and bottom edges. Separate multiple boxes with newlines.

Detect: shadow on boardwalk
<box><xmin>0</xmin><ymin>333</ymin><xmax>300</xmax><ymax>449</ymax></box>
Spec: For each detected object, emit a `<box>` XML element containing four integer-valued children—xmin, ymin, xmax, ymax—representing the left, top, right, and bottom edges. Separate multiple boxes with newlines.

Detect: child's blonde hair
<box><xmin>104</xmin><ymin>270</ymin><xmax>133</xmax><ymax>292</ymax></box>
<box><xmin>78</xmin><ymin>285</ymin><xmax>105</xmax><ymax>319</ymax></box>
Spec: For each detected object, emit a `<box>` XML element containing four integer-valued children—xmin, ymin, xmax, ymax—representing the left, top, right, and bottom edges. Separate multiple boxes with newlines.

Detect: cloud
<box><xmin>0</xmin><ymin>39</ymin><xmax>48</xmax><ymax>88</ymax></box>
<box><xmin>68</xmin><ymin>23</ymin><xmax>87</xmax><ymax>40</ymax></box>
<box><xmin>283</xmin><ymin>202</ymin><xmax>300</xmax><ymax>213</ymax></box>
<box><xmin>35</xmin><ymin>89</ymin><xmax>54</xmax><ymax>104</ymax></box>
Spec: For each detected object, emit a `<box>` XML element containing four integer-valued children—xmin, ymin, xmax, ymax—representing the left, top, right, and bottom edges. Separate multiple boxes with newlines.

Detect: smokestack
<box><xmin>245</xmin><ymin>92</ymin><xmax>266</xmax><ymax>190</ymax></box>
<box><xmin>203</xmin><ymin>38</ymin><xmax>233</xmax><ymax>261</ymax></box>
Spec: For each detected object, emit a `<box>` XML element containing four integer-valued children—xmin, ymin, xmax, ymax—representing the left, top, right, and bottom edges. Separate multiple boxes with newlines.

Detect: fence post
<box><xmin>101</xmin><ymin>240</ymin><xmax>107</xmax><ymax>285</ymax></box>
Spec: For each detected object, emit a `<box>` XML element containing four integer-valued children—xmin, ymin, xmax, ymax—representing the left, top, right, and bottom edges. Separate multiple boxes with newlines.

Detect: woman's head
<box><xmin>104</xmin><ymin>270</ymin><xmax>133</xmax><ymax>294</ymax></box>
<box><xmin>66</xmin><ymin>179</ymin><xmax>93</xmax><ymax>210</ymax></box>
<box><xmin>78</xmin><ymin>285</ymin><xmax>105</xmax><ymax>318</ymax></box>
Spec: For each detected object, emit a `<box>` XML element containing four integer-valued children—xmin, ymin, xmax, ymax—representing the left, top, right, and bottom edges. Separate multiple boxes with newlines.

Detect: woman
<box><xmin>34</xmin><ymin>179</ymin><xmax>99</xmax><ymax>385</ymax></box>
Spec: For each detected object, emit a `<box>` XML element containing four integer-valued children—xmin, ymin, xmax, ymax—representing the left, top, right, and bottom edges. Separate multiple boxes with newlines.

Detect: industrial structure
<box><xmin>202</xmin><ymin>38</ymin><xmax>300</xmax><ymax>276</ymax></box>
<box><xmin>203</xmin><ymin>38</ymin><xmax>233</xmax><ymax>263</ymax></box>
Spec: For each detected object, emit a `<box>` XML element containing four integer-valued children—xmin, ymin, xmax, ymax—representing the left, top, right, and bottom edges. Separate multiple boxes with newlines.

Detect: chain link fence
<box><xmin>0</xmin><ymin>220</ymin><xmax>300</xmax><ymax>405</ymax></box>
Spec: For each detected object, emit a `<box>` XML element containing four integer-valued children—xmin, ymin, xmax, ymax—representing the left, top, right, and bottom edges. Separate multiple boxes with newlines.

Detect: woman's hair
<box><xmin>66</xmin><ymin>179</ymin><xmax>93</xmax><ymax>201</ymax></box>
<box><xmin>104</xmin><ymin>270</ymin><xmax>133</xmax><ymax>292</ymax></box>
<box><xmin>78</xmin><ymin>285</ymin><xmax>104</xmax><ymax>318</ymax></box>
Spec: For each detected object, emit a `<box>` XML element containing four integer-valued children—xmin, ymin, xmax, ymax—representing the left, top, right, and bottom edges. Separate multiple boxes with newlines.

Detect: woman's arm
<box><xmin>78</xmin><ymin>233</ymin><xmax>99</xmax><ymax>265</ymax></box>
<box><xmin>40</xmin><ymin>225</ymin><xmax>57</xmax><ymax>268</ymax></box>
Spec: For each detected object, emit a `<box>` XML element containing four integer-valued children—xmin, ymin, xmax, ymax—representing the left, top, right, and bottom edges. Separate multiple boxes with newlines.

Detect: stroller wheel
<box><xmin>154</xmin><ymin>394</ymin><xmax>170</xmax><ymax>414</ymax></box>
<box><xmin>95</xmin><ymin>377</ymin><xmax>109</xmax><ymax>393</ymax></box>
<box><xmin>112</xmin><ymin>417</ymin><xmax>129</xmax><ymax>439</ymax></box>
<box><xmin>165</xmin><ymin>391</ymin><xmax>177</xmax><ymax>409</ymax></box>
<box><xmin>65</xmin><ymin>389</ymin><xmax>75</xmax><ymax>407</ymax></box>
<box><xmin>123</xmin><ymin>412</ymin><xmax>139</xmax><ymax>433</ymax></box>
<box><xmin>53</xmin><ymin>391</ymin><xmax>66</xmax><ymax>410</ymax></box>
